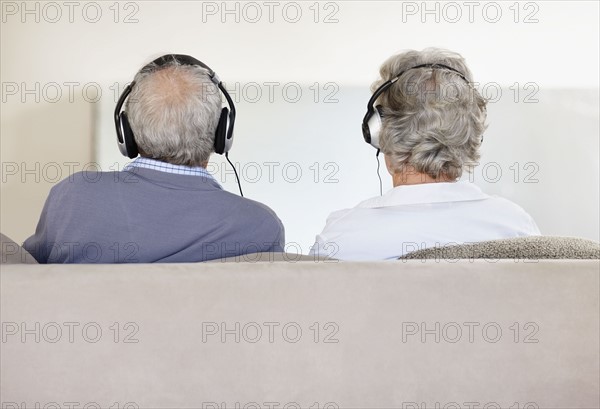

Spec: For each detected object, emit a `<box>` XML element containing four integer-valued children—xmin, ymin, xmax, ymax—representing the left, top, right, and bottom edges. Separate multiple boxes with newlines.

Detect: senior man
<box><xmin>310</xmin><ymin>48</ymin><xmax>540</xmax><ymax>260</ymax></box>
<box><xmin>24</xmin><ymin>54</ymin><xmax>284</xmax><ymax>263</ymax></box>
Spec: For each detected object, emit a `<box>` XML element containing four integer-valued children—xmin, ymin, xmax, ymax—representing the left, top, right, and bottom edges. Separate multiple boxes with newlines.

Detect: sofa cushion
<box><xmin>0</xmin><ymin>233</ymin><xmax>38</xmax><ymax>264</ymax></box>
<box><xmin>400</xmin><ymin>236</ymin><xmax>600</xmax><ymax>260</ymax></box>
<box><xmin>2</xmin><ymin>260</ymin><xmax>599</xmax><ymax>406</ymax></box>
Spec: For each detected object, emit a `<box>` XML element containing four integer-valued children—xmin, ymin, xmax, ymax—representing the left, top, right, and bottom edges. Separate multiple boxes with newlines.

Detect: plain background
<box><xmin>1</xmin><ymin>1</ymin><xmax>598</xmax><ymax>250</ymax></box>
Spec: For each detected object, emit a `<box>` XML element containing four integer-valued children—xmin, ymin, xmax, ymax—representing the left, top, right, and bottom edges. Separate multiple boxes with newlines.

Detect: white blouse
<box><xmin>309</xmin><ymin>181</ymin><xmax>541</xmax><ymax>260</ymax></box>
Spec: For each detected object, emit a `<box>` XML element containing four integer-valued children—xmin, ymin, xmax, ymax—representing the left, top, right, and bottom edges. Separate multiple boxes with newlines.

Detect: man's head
<box><xmin>372</xmin><ymin>48</ymin><xmax>487</xmax><ymax>181</ymax></box>
<box><xmin>125</xmin><ymin>56</ymin><xmax>222</xmax><ymax>167</ymax></box>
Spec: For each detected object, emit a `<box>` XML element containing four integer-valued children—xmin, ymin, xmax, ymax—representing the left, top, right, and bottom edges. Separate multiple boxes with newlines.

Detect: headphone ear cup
<box><xmin>366</xmin><ymin>105</ymin><xmax>383</xmax><ymax>150</ymax></box>
<box><xmin>120</xmin><ymin>113</ymin><xmax>139</xmax><ymax>159</ymax></box>
<box><xmin>214</xmin><ymin>107</ymin><xmax>229</xmax><ymax>155</ymax></box>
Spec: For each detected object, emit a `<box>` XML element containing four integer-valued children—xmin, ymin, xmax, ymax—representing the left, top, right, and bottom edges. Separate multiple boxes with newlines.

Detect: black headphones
<box><xmin>114</xmin><ymin>54</ymin><xmax>236</xmax><ymax>159</ymax></box>
<box><xmin>361</xmin><ymin>63</ymin><xmax>469</xmax><ymax>150</ymax></box>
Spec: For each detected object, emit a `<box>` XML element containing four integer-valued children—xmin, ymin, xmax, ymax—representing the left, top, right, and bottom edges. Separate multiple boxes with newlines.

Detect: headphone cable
<box><xmin>225</xmin><ymin>152</ymin><xmax>244</xmax><ymax>197</ymax></box>
<box><xmin>376</xmin><ymin>149</ymin><xmax>383</xmax><ymax>196</ymax></box>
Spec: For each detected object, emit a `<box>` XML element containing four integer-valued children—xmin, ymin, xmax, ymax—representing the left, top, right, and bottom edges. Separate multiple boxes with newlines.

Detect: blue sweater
<box><xmin>24</xmin><ymin>167</ymin><xmax>284</xmax><ymax>263</ymax></box>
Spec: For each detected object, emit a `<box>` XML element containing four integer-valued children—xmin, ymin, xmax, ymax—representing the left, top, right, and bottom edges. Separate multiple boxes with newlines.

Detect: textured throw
<box><xmin>400</xmin><ymin>236</ymin><xmax>600</xmax><ymax>260</ymax></box>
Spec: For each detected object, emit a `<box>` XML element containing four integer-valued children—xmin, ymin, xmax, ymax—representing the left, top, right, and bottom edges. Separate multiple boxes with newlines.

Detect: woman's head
<box><xmin>372</xmin><ymin>48</ymin><xmax>487</xmax><ymax>181</ymax></box>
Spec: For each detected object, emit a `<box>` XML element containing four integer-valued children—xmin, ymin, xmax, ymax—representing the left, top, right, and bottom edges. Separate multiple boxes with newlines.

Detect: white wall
<box><xmin>2</xmin><ymin>1</ymin><xmax>599</xmax><ymax>246</ymax></box>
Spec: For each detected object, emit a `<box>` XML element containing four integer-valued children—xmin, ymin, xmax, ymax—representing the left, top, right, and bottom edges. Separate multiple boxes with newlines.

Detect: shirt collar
<box><xmin>124</xmin><ymin>157</ymin><xmax>220</xmax><ymax>186</ymax></box>
<box><xmin>356</xmin><ymin>181</ymin><xmax>490</xmax><ymax>209</ymax></box>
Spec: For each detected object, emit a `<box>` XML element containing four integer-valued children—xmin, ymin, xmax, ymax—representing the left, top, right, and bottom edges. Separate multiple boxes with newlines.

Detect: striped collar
<box><xmin>124</xmin><ymin>157</ymin><xmax>219</xmax><ymax>185</ymax></box>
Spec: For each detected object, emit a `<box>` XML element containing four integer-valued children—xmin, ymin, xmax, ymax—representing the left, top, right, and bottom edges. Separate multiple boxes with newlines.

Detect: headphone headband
<box><xmin>151</xmin><ymin>54</ymin><xmax>208</xmax><ymax>69</ymax></box>
<box><xmin>146</xmin><ymin>54</ymin><xmax>220</xmax><ymax>84</ymax></box>
<box><xmin>406</xmin><ymin>63</ymin><xmax>468</xmax><ymax>82</ymax></box>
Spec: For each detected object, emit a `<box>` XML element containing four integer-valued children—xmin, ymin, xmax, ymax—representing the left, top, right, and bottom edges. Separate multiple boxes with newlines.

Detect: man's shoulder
<box><xmin>47</xmin><ymin>171</ymin><xmax>142</xmax><ymax>200</ymax></box>
<box><xmin>228</xmin><ymin>194</ymin><xmax>282</xmax><ymax>226</ymax></box>
<box><xmin>50</xmin><ymin>171</ymin><xmax>123</xmax><ymax>192</ymax></box>
<box><xmin>202</xmin><ymin>192</ymin><xmax>285</xmax><ymax>247</ymax></box>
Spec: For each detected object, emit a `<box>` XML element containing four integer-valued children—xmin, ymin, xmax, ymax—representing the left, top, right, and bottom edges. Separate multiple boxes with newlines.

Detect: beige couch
<box><xmin>1</xmin><ymin>235</ymin><xmax>599</xmax><ymax>408</ymax></box>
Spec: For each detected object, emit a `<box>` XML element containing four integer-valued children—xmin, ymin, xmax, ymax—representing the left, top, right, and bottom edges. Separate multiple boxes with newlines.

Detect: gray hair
<box><xmin>125</xmin><ymin>57</ymin><xmax>222</xmax><ymax>167</ymax></box>
<box><xmin>372</xmin><ymin>48</ymin><xmax>487</xmax><ymax>180</ymax></box>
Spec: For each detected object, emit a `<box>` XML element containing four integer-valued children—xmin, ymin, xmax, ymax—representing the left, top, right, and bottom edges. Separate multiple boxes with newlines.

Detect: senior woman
<box><xmin>310</xmin><ymin>48</ymin><xmax>540</xmax><ymax>260</ymax></box>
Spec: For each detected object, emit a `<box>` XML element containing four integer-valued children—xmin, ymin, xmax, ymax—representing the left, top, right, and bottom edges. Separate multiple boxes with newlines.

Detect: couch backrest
<box><xmin>1</xmin><ymin>260</ymin><xmax>598</xmax><ymax>407</ymax></box>
<box><xmin>0</xmin><ymin>233</ymin><xmax>38</xmax><ymax>264</ymax></box>
<box><xmin>401</xmin><ymin>235</ymin><xmax>600</xmax><ymax>260</ymax></box>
